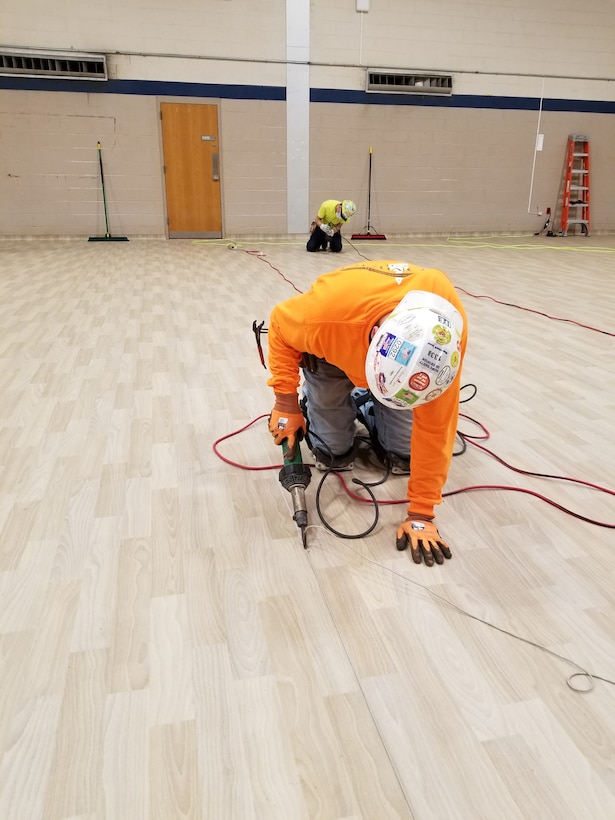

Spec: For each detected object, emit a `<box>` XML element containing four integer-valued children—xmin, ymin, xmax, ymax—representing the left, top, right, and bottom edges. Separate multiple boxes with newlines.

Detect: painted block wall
<box><xmin>0</xmin><ymin>0</ymin><xmax>288</xmax><ymax>67</ymax></box>
<box><xmin>0</xmin><ymin>92</ymin><xmax>165</xmax><ymax>237</ymax></box>
<box><xmin>309</xmin><ymin>105</ymin><xmax>615</xmax><ymax>236</ymax></box>
<box><xmin>0</xmin><ymin>92</ymin><xmax>287</xmax><ymax>237</ymax></box>
<box><xmin>220</xmin><ymin>100</ymin><xmax>288</xmax><ymax>235</ymax></box>
<box><xmin>312</xmin><ymin>0</ymin><xmax>615</xmax><ymax>91</ymax></box>
<box><xmin>1</xmin><ymin>0</ymin><xmax>614</xmax><ymax>237</ymax></box>
<box><xmin>3</xmin><ymin>0</ymin><xmax>615</xmax><ymax>91</ymax></box>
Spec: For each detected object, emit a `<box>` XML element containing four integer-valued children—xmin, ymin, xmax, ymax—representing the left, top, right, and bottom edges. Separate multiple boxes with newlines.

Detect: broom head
<box><xmin>351</xmin><ymin>225</ymin><xmax>386</xmax><ymax>240</ymax></box>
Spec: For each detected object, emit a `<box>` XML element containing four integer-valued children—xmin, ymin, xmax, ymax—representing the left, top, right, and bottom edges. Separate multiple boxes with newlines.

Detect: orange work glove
<box><xmin>395</xmin><ymin>517</ymin><xmax>452</xmax><ymax>567</ymax></box>
<box><xmin>268</xmin><ymin>393</ymin><xmax>307</xmax><ymax>458</ymax></box>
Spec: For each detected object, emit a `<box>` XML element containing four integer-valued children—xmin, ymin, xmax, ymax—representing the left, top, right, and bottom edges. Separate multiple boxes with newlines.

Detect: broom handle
<box><xmin>367</xmin><ymin>146</ymin><xmax>372</xmax><ymax>230</ymax></box>
<box><xmin>97</xmin><ymin>141</ymin><xmax>111</xmax><ymax>237</ymax></box>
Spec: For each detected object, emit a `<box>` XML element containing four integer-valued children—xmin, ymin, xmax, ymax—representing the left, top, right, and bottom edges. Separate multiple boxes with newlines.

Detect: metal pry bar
<box><xmin>252</xmin><ymin>320</ymin><xmax>268</xmax><ymax>368</ymax></box>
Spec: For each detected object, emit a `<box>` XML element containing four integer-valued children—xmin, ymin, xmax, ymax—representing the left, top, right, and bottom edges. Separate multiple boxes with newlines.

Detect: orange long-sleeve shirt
<box><xmin>267</xmin><ymin>260</ymin><xmax>468</xmax><ymax>518</ymax></box>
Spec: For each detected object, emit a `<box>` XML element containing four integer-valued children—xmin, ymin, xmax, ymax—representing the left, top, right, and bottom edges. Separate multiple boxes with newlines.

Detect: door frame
<box><xmin>158</xmin><ymin>97</ymin><xmax>224</xmax><ymax>239</ymax></box>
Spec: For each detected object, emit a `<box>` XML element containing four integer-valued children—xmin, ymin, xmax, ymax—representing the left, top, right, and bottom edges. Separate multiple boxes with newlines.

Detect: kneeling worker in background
<box><xmin>267</xmin><ymin>259</ymin><xmax>468</xmax><ymax>567</ymax></box>
<box><xmin>307</xmin><ymin>199</ymin><xmax>356</xmax><ymax>253</ymax></box>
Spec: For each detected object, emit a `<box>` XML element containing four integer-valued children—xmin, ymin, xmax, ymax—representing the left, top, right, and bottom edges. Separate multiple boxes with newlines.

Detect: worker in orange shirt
<box><xmin>267</xmin><ymin>259</ymin><xmax>468</xmax><ymax>567</ymax></box>
<box><xmin>307</xmin><ymin>199</ymin><xmax>356</xmax><ymax>253</ymax></box>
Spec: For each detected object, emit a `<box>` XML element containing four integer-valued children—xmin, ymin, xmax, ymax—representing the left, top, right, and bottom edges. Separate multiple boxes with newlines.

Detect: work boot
<box><xmin>311</xmin><ymin>445</ymin><xmax>355</xmax><ymax>472</ymax></box>
<box><xmin>351</xmin><ymin>389</ymin><xmax>410</xmax><ymax>475</ymax></box>
<box><xmin>386</xmin><ymin>452</ymin><xmax>411</xmax><ymax>475</ymax></box>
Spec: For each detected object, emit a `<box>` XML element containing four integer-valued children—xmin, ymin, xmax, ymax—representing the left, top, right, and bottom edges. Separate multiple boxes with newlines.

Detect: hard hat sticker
<box><xmin>409</xmin><ymin>372</ymin><xmax>430</xmax><ymax>391</ymax></box>
<box><xmin>435</xmin><ymin>365</ymin><xmax>452</xmax><ymax>386</ymax></box>
<box><xmin>434</xmin><ymin>313</ymin><xmax>452</xmax><ymax>328</ymax></box>
<box><xmin>426</xmin><ymin>342</ymin><xmax>446</xmax><ymax>362</ymax></box>
<box><xmin>389</xmin><ymin>338</ymin><xmax>416</xmax><ymax>366</ymax></box>
<box><xmin>374</xmin><ymin>331</ymin><xmax>396</xmax><ymax>356</ymax></box>
<box><xmin>432</xmin><ymin>324</ymin><xmax>452</xmax><ymax>345</ymax></box>
<box><xmin>376</xmin><ymin>332</ymin><xmax>417</xmax><ymax>366</ymax></box>
<box><xmin>391</xmin><ymin>389</ymin><xmax>420</xmax><ymax>407</ymax></box>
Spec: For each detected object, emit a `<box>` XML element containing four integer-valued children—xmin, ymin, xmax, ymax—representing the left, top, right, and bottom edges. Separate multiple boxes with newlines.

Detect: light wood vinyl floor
<box><xmin>0</xmin><ymin>235</ymin><xmax>614</xmax><ymax>819</ymax></box>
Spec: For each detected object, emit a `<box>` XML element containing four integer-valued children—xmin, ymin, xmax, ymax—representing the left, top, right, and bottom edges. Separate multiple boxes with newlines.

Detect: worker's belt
<box><xmin>299</xmin><ymin>353</ymin><xmax>319</xmax><ymax>373</ymax></box>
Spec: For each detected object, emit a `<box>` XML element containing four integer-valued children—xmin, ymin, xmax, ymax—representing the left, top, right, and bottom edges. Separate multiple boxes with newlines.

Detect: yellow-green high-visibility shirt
<box><xmin>317</xmin><ymin>200</ymin><xmax>345</xmax><ymax>226</ymax></box>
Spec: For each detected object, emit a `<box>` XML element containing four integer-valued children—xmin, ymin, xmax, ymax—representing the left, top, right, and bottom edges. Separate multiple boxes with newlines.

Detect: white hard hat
<box><xmin>365</xmin><ymin>289</ymin><xmax>463</xmax><ymax>409</ymax></box>
<box><xmin>341</xmin><ymin>200</ymin><xmax>356</xmax><ymax>219</ymax></box>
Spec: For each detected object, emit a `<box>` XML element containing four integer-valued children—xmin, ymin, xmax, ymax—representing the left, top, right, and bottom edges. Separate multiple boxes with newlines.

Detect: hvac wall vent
<box><xmin>0</xmin><ymin>48</ymin><xmax>107</xmax><ymax>80</ymax></box>
<box><xmin>367</xmin><ymin>70</ymin><xmax>452</xmax><ymax>95</ymax></box>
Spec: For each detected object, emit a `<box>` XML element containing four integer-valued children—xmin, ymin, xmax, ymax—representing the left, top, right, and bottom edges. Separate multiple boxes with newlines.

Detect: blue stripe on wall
<box><xmin>312</xmin><ymin>88</ymin><xmax>615</xmax><ymax>114</ymax></box>
<box><xmin>312</xmin><ymin>88</ymin><xmax>538</xmax><ymax>109</ymax></box>
<box><xmin>0</xmin><ymin>76</ymin><xmax>286</xmax><ymax>100</ymax></box>
<box><xmin>1</xmin><ymin>76</ymin><xmax>614</xmax><ymax>113</ymax></box>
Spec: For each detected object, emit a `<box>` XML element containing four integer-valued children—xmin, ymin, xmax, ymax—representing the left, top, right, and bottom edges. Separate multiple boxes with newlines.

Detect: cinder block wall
<box><xmin>0</xmin><ymin>92</ymin><xmax>165</xmax><ymax>237</ymax></box>
<box><xmin>0</xmin><ymin>0</ymin><xmax>613</xmax><ymax>237</ymax></box>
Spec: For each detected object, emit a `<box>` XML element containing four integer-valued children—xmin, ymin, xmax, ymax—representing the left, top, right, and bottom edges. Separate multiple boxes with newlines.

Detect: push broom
<box><xmin>88</xmin><ymin>141</ymin><xmax>129</xmax><ymax>242</ymax></box>
<box><xmin>351</xmin><ymin>146</ymin><xmax>386</xmax><ymax>240</ymax></box>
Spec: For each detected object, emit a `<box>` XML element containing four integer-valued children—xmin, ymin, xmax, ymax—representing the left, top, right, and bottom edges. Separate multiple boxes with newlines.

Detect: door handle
<box><xmin>212</xmin><ymin>152</ymin><xmax>219</xmax><ymax>181</ymax></box>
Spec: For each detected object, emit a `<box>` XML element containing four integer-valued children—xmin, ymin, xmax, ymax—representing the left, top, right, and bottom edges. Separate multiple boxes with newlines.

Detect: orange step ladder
<box><xmin>560</xmin><ymin>134</ymin><xmax>590</xmax><ymax>236</ymax></box>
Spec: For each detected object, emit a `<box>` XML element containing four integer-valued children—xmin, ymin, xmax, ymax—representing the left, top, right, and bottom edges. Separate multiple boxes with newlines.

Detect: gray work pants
<box><xmin>302</xmin><ymin>359</ymin><xmax>412</xmax><ymax>457</ymax></box>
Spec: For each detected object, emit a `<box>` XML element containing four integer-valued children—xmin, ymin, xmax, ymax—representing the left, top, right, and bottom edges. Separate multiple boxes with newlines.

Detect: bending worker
<box><xmin>307</xmin><ymin>199</ymin><xmax>356</xmax><ymax>253</ymax></box>
<box><xmin>267</xmin><ymin>259</ymin><xmax>468</xmax><ymax>567</ymax></box>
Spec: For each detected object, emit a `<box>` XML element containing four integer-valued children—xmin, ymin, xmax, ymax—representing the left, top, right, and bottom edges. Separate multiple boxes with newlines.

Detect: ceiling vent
<box><xmin>367</xmin><ymin>70</ymin><xmax>452</xmax><ymax>95</ymax></box>
<box><xmin>0</xmin><ymin>48</ymin><xmax>107</xmax><ymax>80</ymax></box>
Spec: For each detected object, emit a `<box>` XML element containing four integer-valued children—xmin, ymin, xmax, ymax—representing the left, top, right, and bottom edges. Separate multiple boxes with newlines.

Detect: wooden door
<box><xmin>160</xmin><ymin>102</ymin><xmax>222</xmax><ymax>238</ymax></box>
